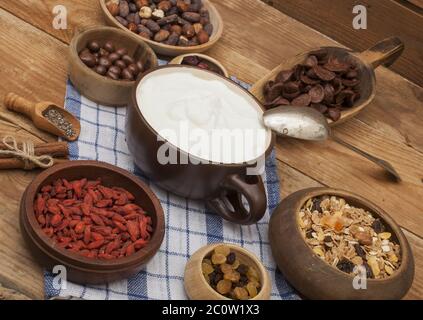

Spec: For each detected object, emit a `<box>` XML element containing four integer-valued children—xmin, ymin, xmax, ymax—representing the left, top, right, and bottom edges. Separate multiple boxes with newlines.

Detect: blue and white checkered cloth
<box><xmin>44</xmin><ymin>63</ymin><xmax>299</xmax><ymax>300</ymax></box>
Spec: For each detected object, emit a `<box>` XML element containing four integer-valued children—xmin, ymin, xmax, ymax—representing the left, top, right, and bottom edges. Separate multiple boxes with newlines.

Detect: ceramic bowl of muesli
<box><xmin>269</xmin><ymin>188</ymin><xmax>414</xmax><ymax>300</ymax></box>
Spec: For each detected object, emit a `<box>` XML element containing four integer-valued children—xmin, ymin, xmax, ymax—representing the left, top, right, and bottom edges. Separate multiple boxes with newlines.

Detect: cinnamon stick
<box><xmin>0</xmin><ymin>157</ymin><xmax>69</xmax><ymax>170</ymax></box>
<box><xmin>0</xmin><ymin>141</ymin><xmax>69</xmax><ymax>159</ymax></box>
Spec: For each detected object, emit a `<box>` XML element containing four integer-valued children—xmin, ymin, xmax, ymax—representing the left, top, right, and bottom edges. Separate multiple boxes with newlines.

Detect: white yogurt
<box><xmin>136</xmin><ymin>68</ymin><xmax>271</xmax><ymax>164</ymax></box>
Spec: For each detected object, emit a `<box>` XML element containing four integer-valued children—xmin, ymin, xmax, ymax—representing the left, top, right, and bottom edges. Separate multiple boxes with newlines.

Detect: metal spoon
<box><xmin>263</xmin><ymin>106</ymin><xmax>401</xmax><ymax>181</ymax></box>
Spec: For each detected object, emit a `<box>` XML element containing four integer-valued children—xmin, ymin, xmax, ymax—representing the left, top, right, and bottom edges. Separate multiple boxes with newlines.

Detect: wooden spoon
<box><xmin>4</xmin><ymin>93</ymin><xmax>80</xmax><ymax>141</ymax></box>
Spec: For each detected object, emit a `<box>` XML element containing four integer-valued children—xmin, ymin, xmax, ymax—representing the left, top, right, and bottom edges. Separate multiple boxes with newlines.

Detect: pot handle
<box><xmin>358</xmin><ymin>37</ymin><xmax>404</xmax><ymax>69</ymax></box>
<box><xmin>206</xmin><ymin>174</ymin><xmax>267</xmax><ymax>225</ymax></box>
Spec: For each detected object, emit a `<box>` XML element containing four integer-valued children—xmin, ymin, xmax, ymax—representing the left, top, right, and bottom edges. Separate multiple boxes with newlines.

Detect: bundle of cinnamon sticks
<box><xmin>0</xmin><ymin>141</ymin><xmax>69</xmax><ymax>170</ymax></box>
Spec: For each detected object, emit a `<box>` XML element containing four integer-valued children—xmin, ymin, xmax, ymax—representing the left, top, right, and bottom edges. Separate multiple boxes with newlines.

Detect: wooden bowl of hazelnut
<box><xmin>69</xmin><ymin>26</ymin><xmax>158</xmax><ymax>107</ymax></box>
<box><xmin>99</xmin><ymin>0</ymin><xmax>224</xmax><ymax>57</ymax></box>
<box><xmin>184</xmin><ymin>243</ymin><xmax>271</xmax><ymax>300</ymax></box>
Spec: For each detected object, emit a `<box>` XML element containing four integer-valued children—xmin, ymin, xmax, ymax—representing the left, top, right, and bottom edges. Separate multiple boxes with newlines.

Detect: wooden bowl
<box><xmin>184</xmin><ymin>243</ymin><xmax>271</xmax><ymax>300</ymax></box>
<box><xmin>169</xmin><ymin>53</ymin><xmax>229</xmax><ymax>77</ymax></box>
<box><xmin>99</xmin><ymin>0</ymin><xmax>224</xmax><ymax>57</ymax></box>
<box><xmin>69</xmin><ymin>26</ymin><xmax>158</xmax><ymax>107</ymax></box>
<box><xmin>20</xmin><ymin>160</ymin><xmax>165</xmax><ymax>285</ymax></box>
<box><xmin>269</xmin><ymin>188</ymin><xmax>414</xmax><ymax>300</ymax></box>
<box><xmin>250</xmin><ymin>37</ymin><xmax>404</xmax><ymax>126</ymax></box>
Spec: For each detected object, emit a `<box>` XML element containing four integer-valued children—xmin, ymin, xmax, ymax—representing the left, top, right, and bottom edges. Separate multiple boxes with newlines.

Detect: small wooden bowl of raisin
<box><xmin>184</xmin><ymin>243</ymin><xmax>271</xmax><ymax>300</ymax></box>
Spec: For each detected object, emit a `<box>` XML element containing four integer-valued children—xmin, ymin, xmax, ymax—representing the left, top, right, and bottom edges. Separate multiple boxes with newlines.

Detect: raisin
<box><xmin>237</xmin><ymin>264</ymin><xmax>248</xmax><ymax>275</ymax></box>
<box><xmin>336</xmin><ymin>258</ymin><xmax>355</xmax><ymax>274</ymax></box>
<box><xmin>354</xmin><ymin>244</ymin><xmax>366</xmax><ymax>258</ymax></box>
<box><xmin>311</xmin><ymin>197</ymin><xmax>322</xmax><ymax>213</ymax></box>
<box><xmin>227</xmin><ymin>252</ymin><xmax>236</xmax><ymax>264</ymax></box>
<box><xmin>371</xmin><ymin>219</ymin><xmax>385</xmax><ymax>234</ymax></box>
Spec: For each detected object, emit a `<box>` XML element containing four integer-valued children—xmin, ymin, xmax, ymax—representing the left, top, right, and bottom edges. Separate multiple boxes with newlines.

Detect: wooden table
<box><xmin>0</xmin><ymin>0</ymin><xmax>421</xmax><ymax>300</ymax></box>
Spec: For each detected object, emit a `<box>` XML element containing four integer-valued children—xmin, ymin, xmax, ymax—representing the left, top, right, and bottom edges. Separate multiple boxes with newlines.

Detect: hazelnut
<box><xmin>152</xmin><ymin>9</ymin><xmax>165</xmax><ymax>20</ymax></box>
<box><xmin>182</xmin><ymin>23</ymin><xmax>195</xmax><ymax>38</ymax></box>
<box><xmin>197</xmin><ymin>29</ymin><xmax>209</xmax><ymax>44</ymax></box>
<box><xmin>128</xmin><ymin>22</ymin><xmax>137</xmax><ymax>33</ymax></box>
<box><xmin>170</xmin><ymin>24</ymin><xmax>182</xmax><ymax>36</ymax></box>
<box><xmin>154</xmin><ymin>29</ymin><xmax>170</xmax><ymax>42</ymax></box>
<box><xmin>139</xmin><ymin>6</ymin><xmax>152</xmax><ymax>19</ymax></box>
<box><xmin>178</xmin><ymin>35</ymin><xmax>189</xmax><ymax>46</ymax></box>
<box><xmin>135</xmin><ymin>0</ymin><xmax>149</xmax><ymax>10</ymax></box>
<box><xmin>158</xmin><ymin>0</ymin><xmax>172</xmax><ymax>12</ymax></box>
<box><xmin>193</xmin><ymin>23</ymin><xmax>203</xmax><ymax>34</ymax></box>
<box><xmin>106</xmin><ymin>1</ymin><xmax>120</xmax><ymax>16</ymax></box>
<box><xmin>176</xmin><ymin>0</ymin><xmax>189</xmax><ymax>12</ymax></box>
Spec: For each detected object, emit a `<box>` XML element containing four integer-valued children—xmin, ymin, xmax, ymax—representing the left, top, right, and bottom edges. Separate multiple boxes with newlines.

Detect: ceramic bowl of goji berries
<box><xmin>184</xmin><ymin>243</ymin><xmax>271</xmax><ymax>300</ymax></box>
<box><xmin>20</xmin><ymin>160</ymin><xmax>165</xmax><ymax>284</ymax></box>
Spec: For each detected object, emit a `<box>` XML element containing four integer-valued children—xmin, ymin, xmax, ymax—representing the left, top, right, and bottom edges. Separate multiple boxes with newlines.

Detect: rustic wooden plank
<box><xmin>0</xmin><ymin>7</ymin><xmax>73</xmax><ymax>299</ymax></box>
<box><xmin>265</xmin><ymin>0</ymin><xmax>423</xmax><ymax>87</ymax></box>
<box><xmin>0</xmin><ymin>283</ymin><xmax>31</xmax><ymax>300</ymax></box>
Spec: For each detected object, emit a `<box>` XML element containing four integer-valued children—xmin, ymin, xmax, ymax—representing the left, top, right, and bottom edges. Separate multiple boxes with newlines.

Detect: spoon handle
<box><xmin>332</xmin><ymin>135</ymin><xmax>401</xmax><ymax>181</ymax></box>
<box><xmin>4</xmin><ymin>93</ymin><xmax>34</xmax><ymax>118</ymax></box>
<box><xmin>358</xmin><ymin>37</ymin><xmax>404</xmax><ymax>69</ymax></box>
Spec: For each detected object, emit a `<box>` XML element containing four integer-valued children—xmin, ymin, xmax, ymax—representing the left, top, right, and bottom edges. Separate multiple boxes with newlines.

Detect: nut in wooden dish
<box><xmin>269</xmin><ymin>188</ymin><xmax>415</xmax><ymax>300</ymax></box>
<box><xmin>100</xmin><ymin>0</ymin><xmax>224</xmax><ymax>56</ymax></box>
<box><xmin>298</xmin><ymin>195</ymin><xmax>401</xmax><ymax>279</ymax></box>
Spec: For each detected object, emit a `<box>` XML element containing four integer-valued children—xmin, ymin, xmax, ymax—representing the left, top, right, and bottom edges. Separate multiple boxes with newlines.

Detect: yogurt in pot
<box><xmin>135</xmin><ymin>67</ymin><xmax>272</xmax><ymax>165</ymax></box>
<box><xmin>127</xmin><ymin>65</ymin><xmax>272</xmax><ymax>224</ymax></box>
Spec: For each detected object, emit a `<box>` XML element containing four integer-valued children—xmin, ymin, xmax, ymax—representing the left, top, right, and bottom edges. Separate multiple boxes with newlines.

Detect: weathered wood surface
<box><xmin>265</xmin><ymin>0</ymin><xmax>423</xmax><ymax>87</ymax></box>
<box><xmin>0</xmin><ymin>0</ymin><xmax>421</xmax><ymax>299</ymax></box>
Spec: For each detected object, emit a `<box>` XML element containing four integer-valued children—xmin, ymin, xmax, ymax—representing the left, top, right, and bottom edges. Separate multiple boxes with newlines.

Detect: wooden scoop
<box><xmin>4</xmin><ymin>93</ymin><xmax>80</xmax><ymax>141</ymax></box>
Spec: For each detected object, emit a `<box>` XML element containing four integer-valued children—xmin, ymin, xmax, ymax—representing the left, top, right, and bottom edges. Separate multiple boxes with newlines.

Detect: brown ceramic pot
<box><xmin>269</xmin><ymin>188</ymin><xmax>414</xmax><ymax>300</ymax></box>
<box><xmin>126</xmin><ymin>65</ymin><xmax>275</xmax><ymax>225</ymax></box>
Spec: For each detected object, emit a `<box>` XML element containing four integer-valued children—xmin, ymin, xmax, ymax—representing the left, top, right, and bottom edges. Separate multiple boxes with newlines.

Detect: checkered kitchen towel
<box><xmin>44</xmin><ymin>63</ymin><xmax>299</xmax><ymax>300</ymax></box>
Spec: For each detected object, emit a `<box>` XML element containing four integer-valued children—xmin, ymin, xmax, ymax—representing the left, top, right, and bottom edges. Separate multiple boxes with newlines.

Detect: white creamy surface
<box><xmin>136</xmin><ymin>68</ymin><xmax>271</xmax><ymax>164</ymax></box>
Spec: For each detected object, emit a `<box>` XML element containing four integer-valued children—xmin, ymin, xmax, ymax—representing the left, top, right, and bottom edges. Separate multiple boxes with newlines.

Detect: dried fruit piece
<box><xmin>233</xmin><ymin>287</ymin><xmax>249</xmax><ymax>300</ymax></box>
<box><xmin>202</xmin><ymin>262</ymin><xmax>214</xmax><ymax>275</ymax></box>
<box><xmin>211</xmin><ymin>253</ymin><xmax>226</xmax><ymax>265</ymax></box>
<box><xmin>216</xmin><ymin>280</ymin><xmax>232</xmax><ymax>295</ymax></box>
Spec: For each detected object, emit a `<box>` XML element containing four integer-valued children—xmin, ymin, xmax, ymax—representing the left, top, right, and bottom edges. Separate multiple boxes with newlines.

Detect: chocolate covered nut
<box><xmin>115</xmin><ymin>59</ymin><xmax>127</xmax><ymax>70</ymax></box>
<box><xmin>87</xmin><ymin>41</ymin><xmax>100</xmax><ymax>53</ymax></box>
<box><xmin>127</xmin><ymin>63</ymin><xmax>140</xmax><ymax>75</ymax></box>
<box><xmin>116</xmin><ymin>47</ymin><xmax>128</xmax><ymax>57</ymax></box>
<box><xmin>107</xmin><ymin>70</ymin><xmax>120</xmax><ymax>80</ymax></box>
<box><xmin>79</xmin><ymin>52</ymin><xmax>96</xmax><ymax>68</ymax></box>
<box><xmin>98</xmin><ymin>57</ymin><xmax>112</xmax><ymax>69</ymax></box>
<box><xmin>108</xmin><ymin>52</ymin><xmax>120</xmax><ymax>64</ymax></box>
<box><xmin>122</xmin><ymin>68</ymin><xmax>134</xmax><ymax>80</ymax></box>
<box><xmin>122</xmin><ymin>54</ymin><xmax>135</xmax><ymax>66</ymax></box>
<box><xmin>108</xmin><ymin>65</ymin><xmax>122</xmax><ymax>76</ymax></box>
<box><xmin>136</xmin><ymin>61</ymin><xmax>144</xmax><ymax>73</ymax></box>
<box><xmin>104</xmin><ymin>41</ymin><xmax>116</xmax><ymax>53</ymax></box>
<box><xmin>94</xmin><ymin>65</ymin><xmax>107</xmax><ymax>76</ymax></box>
